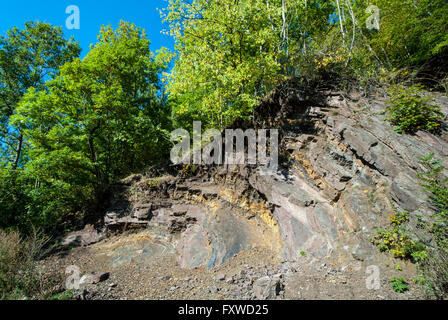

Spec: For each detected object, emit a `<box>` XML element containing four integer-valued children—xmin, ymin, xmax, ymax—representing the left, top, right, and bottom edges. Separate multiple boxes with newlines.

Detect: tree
<box><xmin>8</xmin><ymin>22</ymin><xmax>171</xmax><ymax>232</ymax></box>
<box><xmin>338</xmin><ymin>0</ymin><xmax>448</xmax><ymax>71</ymax></box>
<box><xmin>0</xmin><ymin>22</ymin><xmax>80</xmax><ymax>169</ymax></box>
<box><xmin>163</xmin><ymin>0</ymin><xmax>333</xmax><ymax>130</ymax></box>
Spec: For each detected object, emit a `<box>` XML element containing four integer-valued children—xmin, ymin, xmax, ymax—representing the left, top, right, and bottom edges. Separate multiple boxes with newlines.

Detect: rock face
<box><xmin>98</xmin><ymin>88</ymin><xmax>448</xmax><ymax>271</ymax></box>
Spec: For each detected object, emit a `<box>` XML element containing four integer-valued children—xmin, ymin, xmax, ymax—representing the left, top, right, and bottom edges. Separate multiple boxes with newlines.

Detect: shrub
<box><xmin>416</xmin><ymin>154</ymin><xmax>448</xmax><ymax>299</ymax></box>
<box><xmin>390</xmin><ymin>277</ymin><xmax>409</xmax><ymax>293</ymax></box>
<box><xmin>418</xmin><ymin>154</ymin><xmax>448</xmax><ymax>251</ymax></box>
<box><xmin>373</xmin><ymin>227</ymin><xmax>427</xmax><ymax>262</ymax></box>
<box><xmin>372</xmin><ymin>211</ymin><xmax>427</xmax><ymax>262</ymax></box>
<box><xmin>0</xmin><ymin>228</ymin><xmax>53</xmax><ymax>299</ymax></box>
<box><xmin>390</xmin><ymin>211</ymin><xmax>410</xmax><ymax>226</ymax></box>
<box><xmin>384</xmin><ymin>84</ymin><xmax>443</xmax><ymax>133</ymax></box>
<box><xmin>48</xmin><ymin>290</ymin><xmax>73</xmax><ymax>300</ymax></box>
<box><xmin>419</xmin><ymin>249</ymin><xmax>448</xmax><ymax>299</ymax></box>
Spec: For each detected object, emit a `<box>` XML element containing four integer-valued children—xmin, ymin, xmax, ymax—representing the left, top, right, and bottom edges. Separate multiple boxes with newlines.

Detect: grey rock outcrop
<box><xmin>99</xmin><ymin>88</ymin><xmax>447</xmax><ymax>272</ymax></box>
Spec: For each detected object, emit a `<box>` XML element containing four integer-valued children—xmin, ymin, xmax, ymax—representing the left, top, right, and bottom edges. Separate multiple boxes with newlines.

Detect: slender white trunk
<box><xmin>303</xmin><ymin>0</ymin><xmax>307</xmax><ymax>53</ymax></box>
<box><xmin>335</xmin><ymin>0</ymin><xmax>346</xmax><ymax>47</ymax></box>
<box><xmin>345</xmin><ymin>0</ymin><xmax>356</xmax><ymax>66</ymax></box>
<box><xmin>266</xmin><ymin>0</ymin><xmax>275</xmax><ymax>32</ymax></box>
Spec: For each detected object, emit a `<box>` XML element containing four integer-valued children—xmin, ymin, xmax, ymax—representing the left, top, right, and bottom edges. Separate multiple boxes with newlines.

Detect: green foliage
<box><xmin>390</xmin><ymin>211</ymin><xmax>409</xmax><ymax>226</ymax></box>
<box><xmin>1</xmin><ymin>21</ymin><xmax>172</xmax><ymax>234</ymax></box>
<box><xmin>0</xmin><ymin>168</ymin><xmax>30</xmax><ymax>230</ymax></box>
<box><xmin>373</xmin><ymin>227</ymin><xmax>427</xmax><ymax>262</ymax></box>
<box><xmin>418</xmin><ymin>249</ymin><xmax>448</xmax><ymax>299</ymax></box>
<box><xmin>48</xmin><ymin>290</ymin><xmax>73</xmax><ymax>301</ymax></box>
<box><xmin>390</xmin><ymin>277</ymin><xmax>409</xmax><ymax>293</ymax></box>
<box><xmin>0</xmin><ymin>21</ymin><xmax>80</xmax><ymax>169</ymax></box>
<box><xmin>354</xmin><ymin>0</ymin><xmax>448</xmax><ymax>68</ymax></box>
<box><xmin>418</xmin><ymin>154</ymin><xmax>448</xmax><ymax>252</ymax></box>
<box><xmin>14</xmin><ymin>21</ymin><xmax>172</xmax><ymax>178</ymax></box>
<box><xmin>163</xmin><ymin>0</ymin><xmax>333</xmax><ymax>130</ymax></box>
<box><xmin>299</xmin><ymin>250</ymin><xmax>307</xmax><ymax>257</ymax></box>
<box><xmin>0</xmin><ymin>22</ymin><xmax>81</xmax><ymax>233</ymax></box>
<box><xmin>384</xmin><ymin>84</ymin><xmax>443</xmax><ymax>133</ymax></box>
<box><xmin>372</xmin><ymin>211</ymin><xmax>427</xmax><ymax>262</ymax></box>
<box><xmin>410</xmin><ymin>154</ymin><xmax>448</xmax><ymax>299</ymax></box>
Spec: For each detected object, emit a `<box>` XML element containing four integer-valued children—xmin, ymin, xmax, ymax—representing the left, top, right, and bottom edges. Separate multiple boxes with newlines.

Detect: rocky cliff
<box><xmin>53</xmin><ymin>86</ymin><xmax>448</xmax><ymax>300</ymax></box>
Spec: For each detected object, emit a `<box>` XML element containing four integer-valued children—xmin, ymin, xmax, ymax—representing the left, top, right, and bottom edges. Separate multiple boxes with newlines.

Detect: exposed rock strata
<box><xmin>96</xmin><ymin>89</ymin><xmax>448</xmax><ymax>271</ymax></box>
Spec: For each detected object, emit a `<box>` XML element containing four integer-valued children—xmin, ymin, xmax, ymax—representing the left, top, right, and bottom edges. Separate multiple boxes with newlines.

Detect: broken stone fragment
<box><xmin>215</xmin><ymin>273</ymin><xmax>226</xmax><ymax>281</ymax></box>
<box><xmin>132</xmin><ymin>203</ymin><xmax>153</xmax><ymax>220</ymax></box>
<box><xmin>79</xmin><ymin>272</ymin><xmax>110</xmax><ymax>286</ymax></box>
<box><xmin>253</xmin><ymin>276</ymin><xmax>281</xmax><ymax>300</ymax></box>
<box><xmin>62</xmin><ymin>224</ymin><xmax>104</xmax><ymax>247</ymax></box>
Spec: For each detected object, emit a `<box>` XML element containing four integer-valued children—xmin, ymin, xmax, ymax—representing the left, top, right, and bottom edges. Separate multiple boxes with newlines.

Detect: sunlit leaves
<box><xmin>3</xmin><ymin>22</ymin><xmax>172</xmax><ymax>233</ymax></box>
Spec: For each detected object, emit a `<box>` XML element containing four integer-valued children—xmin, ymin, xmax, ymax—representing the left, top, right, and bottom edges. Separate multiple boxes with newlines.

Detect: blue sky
<box><xmin>0</xmin><ymin>0</ymin><xmax>175</xmax><ymax>57</ymax></box>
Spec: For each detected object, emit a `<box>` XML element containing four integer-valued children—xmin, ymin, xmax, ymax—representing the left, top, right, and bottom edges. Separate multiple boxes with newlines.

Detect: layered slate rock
<box><xmin>98</xmin><ymin>88</ymin><xmax>447</xmax><ymax>270</ymax></box>
<box><xmin>153</xmin><ymin>203</ymin><xmax>271</xmax><ymax>269</ymax></box>
<box><xmin>249</xmin><ymin>170</ymin><xmax>339</xmax><ymax>260</ymax></box>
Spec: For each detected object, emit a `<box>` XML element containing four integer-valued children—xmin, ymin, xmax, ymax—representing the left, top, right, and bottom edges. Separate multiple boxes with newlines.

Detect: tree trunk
<box><xmin>88</xmin><ymin>135</ymin><xmax>101</xmax><ymax>183</ymax></box>
<box><xmin>12</xmin><ymin>134</ymin><xmax>23</xmax><ymax>170</ymax></box>
<box><xmin>336</xmin><ymin>0</ymin><xmax>346</xmax><ymax>47</ymax></box>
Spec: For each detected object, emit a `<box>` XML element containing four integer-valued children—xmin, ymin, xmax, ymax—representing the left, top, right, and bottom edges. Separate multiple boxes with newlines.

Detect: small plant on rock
<box><xmin>416</xmin><ymin>154</ymin><xmax>448</xmax><ymax>299</ymax></box>
<box><xmin>390</xmin><ymin>277</ymin><xmax>409</xmax><ymax>293</ymax></box>
<box><xmin>390</xmin><ymin>211</ymin><xmax>410</xmax><ymax>226</ymax></box>
<box><xmin>418</xmin><ymin>154</ymin><xmax>448</xmax><ymax>251</ymax></box>
<box><xmin>372</xmin><ymin>211</ymin><xmax>427</xmax><ymax>262</ymax></box>
<box><xmin>384</xmin><ymin>84</ymin><xmax>443</xmax><ymax>134</ymax></box>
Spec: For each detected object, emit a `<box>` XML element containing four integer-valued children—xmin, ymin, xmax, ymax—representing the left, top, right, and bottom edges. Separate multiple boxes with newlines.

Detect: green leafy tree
<box><xmin>340</xmin><ymin>0</ymin><xmax>448</xmax><ymax>71</ymax></box>
<box><xmin>368</xmin><ymin>0</ymin><xmax>448</xmax><ymax>68</ymax></box>
<box><xmin>0</xmin><ymin>22</ymin><xmax>80</xmax><ymax>169</ymax></box>
<box><xmin>7</xmin><ymin>21</ymin><xmax>172</xmax><ymax>232</ymax></box>
<box><xmin>0</xmin><ymin>22</ymin><xmax>80</xmax><ymax>232</ymax></box>
<box><xmin>163</xmin><ymin>0</ymin><xmax>332</xmax><ymax>130</ymax></box>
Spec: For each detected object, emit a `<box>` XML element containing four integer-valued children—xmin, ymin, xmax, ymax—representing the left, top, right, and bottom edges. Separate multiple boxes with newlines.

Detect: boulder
<box><xmin>132</xmin><ymin>203</ymin><xmax>153</xmax><ymax>220</ymax></box>
<box><xmin>79</xmin><ymin>272</ymin><xmax>110</xmax><ymax>286</ymax></box>
<box><xmin>253</xmin><ymin>276</ymin><xmax>281</xmax><ymax>300</ymax></box>
<box><xmin>62</xmin><ymin>225</ymin><xmax>104</xmax><ymax>247</ymax></box>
